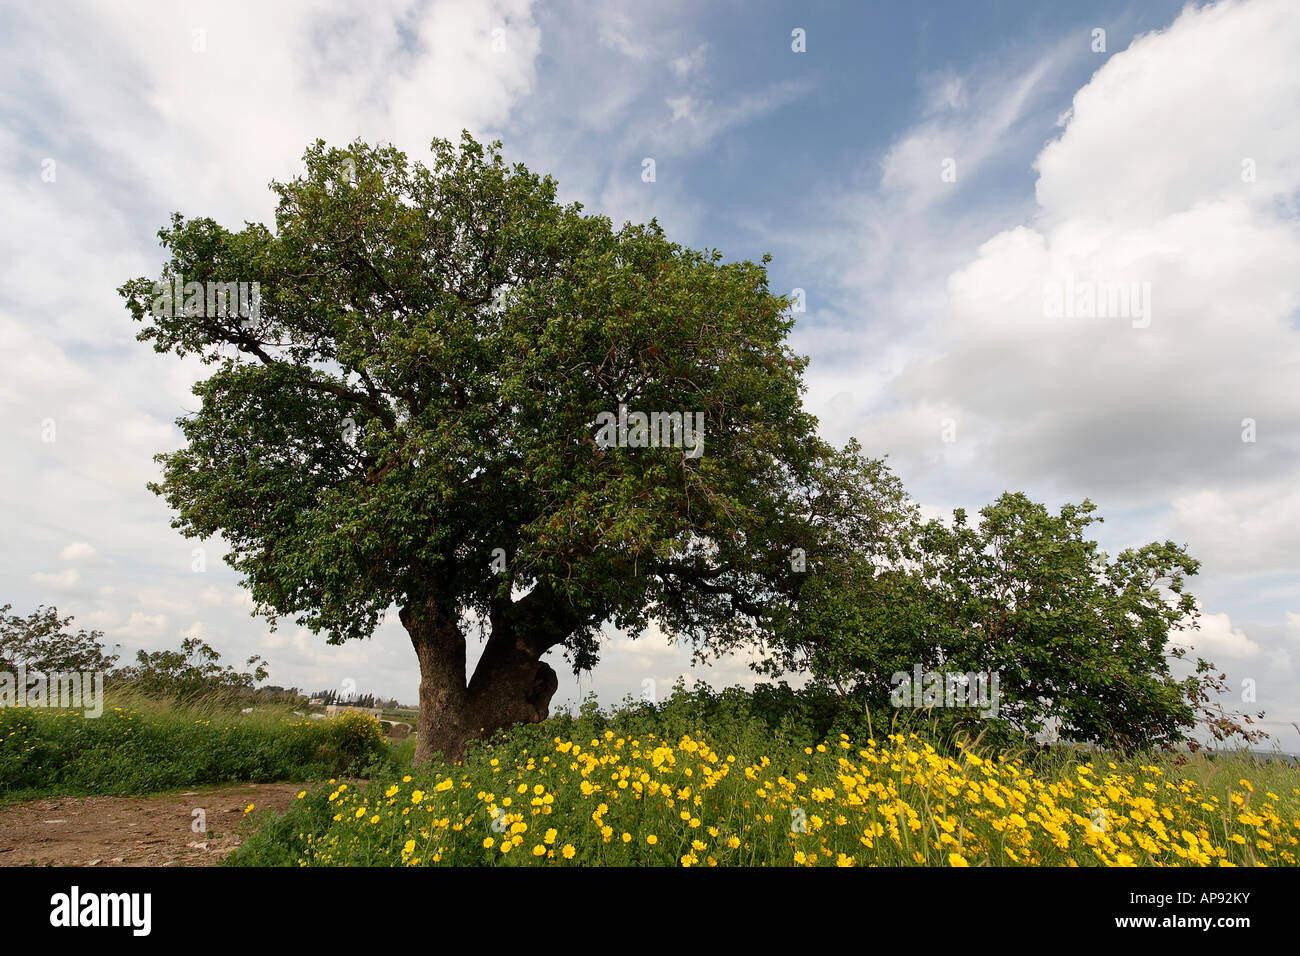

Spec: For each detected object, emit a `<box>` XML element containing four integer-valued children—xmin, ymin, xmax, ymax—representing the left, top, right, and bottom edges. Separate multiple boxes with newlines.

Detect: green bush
<box><xmin>313</xmin><ymin>711</ymin><xmax>389</xmax><ymax>777</ymax></box>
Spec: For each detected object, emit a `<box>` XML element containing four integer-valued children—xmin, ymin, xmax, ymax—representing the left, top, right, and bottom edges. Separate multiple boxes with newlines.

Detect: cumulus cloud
<box><xmin>1184</xmin><ymin>608</ymin><xmax>1261</xmax><ymax>660</ymax></box>
<box><xmin>59</xmin><ymin>542</ymin><xmax>104</xmax><ymax>564</ymax></box>
<box><xmin>894</xmin><ymin>0</ymin><xmax>1300</xmax><ymax>506</ymax></box>
<box><xmin>777</xmin><ymin>45</ymin><xmax>1077</xmax><ymax>447</ymax></box>
<box><xmin>1170</xmin><ymin>482</ymin><xmax>1300</xmax><ymax>574</ymax></box>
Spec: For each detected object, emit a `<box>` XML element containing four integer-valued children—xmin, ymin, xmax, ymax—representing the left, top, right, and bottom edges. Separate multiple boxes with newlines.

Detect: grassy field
<box><xmin>228</xmin><ymin>689</ymin><xmax>1300</xmax><ymax>868</ymax></box>
<box><xmin>0</xmin><ymin>687</ymin><xmax>391</xmax><ymax>802</ymax></box>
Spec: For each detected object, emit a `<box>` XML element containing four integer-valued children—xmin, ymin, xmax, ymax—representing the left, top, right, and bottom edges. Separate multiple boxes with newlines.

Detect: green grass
<box><xmin>0</xmin><ymin>687</ymin><xmax>392</xmax><ymax>802</ymax></box>
<box><xmin>385</xmin><ymin>735</ymin><xmax>417</xmax><ymax>766</ymax></box>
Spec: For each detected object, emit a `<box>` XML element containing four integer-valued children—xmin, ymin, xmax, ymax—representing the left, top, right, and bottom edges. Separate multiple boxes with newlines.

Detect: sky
<box><xmin>1</xmin><ymin>0</ymin><xmax>1297</xmax><ymax>750</ymax></box>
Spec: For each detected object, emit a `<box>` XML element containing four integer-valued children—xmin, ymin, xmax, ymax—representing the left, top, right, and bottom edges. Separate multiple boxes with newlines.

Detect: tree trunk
<box><xmin>402</xmin><ymin>596</ymin><xmax>565</xmax><ymax>765</ymax></box>
<box><xmin>402</xmin><ymin>600</ymin><xmax>469</xmax><ymax>764</ymax></box>
<box><xmin>465</xmin><ymin>615</ymin><xmax>559</xmax><ymax>742</ymax></box>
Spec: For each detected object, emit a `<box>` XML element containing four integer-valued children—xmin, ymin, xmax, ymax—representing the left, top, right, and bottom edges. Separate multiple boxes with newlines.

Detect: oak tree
<box><xmin>120</xmin><ymin>133</ymin><xmax>842</xmax><ymax>762</ymax></box>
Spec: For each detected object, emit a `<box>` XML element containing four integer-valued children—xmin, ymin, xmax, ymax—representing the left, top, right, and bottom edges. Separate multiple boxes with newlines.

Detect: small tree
<box><xmin>770</xmin><ymin>492</ymin><xmax>1266</xmax><ymax>751</ymax></box>
<box><xmin>0</xmin><ymin>604</ymin><xmax>119</xmax><ymax>674</ymax></box>
<box><xmin>115</xmin><ymin>636</ymin><xmax>269</xmax><ymax>704</ymax></box>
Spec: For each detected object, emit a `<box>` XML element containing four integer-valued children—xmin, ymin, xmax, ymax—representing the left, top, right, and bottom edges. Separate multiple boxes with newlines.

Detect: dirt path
<box><xmin>0</xmin><ymin>782</ymin><xmax>304</xmax><ymax>867</ymax></box>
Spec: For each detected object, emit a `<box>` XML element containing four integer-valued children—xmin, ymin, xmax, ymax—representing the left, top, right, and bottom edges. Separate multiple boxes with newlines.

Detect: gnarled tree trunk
<box><xmin>402</xmin><ymin>591</ymin><xmax>572</xmax><ymax>764</ymax></box>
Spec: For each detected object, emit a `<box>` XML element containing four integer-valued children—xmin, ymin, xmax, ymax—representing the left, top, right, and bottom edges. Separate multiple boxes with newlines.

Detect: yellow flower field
<box><xmin>241</xmin><ymin>726</ymin><xmax>1300</xmax><ymax>867</ymax></box>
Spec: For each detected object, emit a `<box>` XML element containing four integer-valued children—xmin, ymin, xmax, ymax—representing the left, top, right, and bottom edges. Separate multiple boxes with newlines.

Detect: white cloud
<box><xmin>59</xmin><ymin>541</ymin><xmax>102</xmax><ymax>563</ymax></box>
<box><xmin>132</xmin><ymin>587</ymin><xmax>208</xmax><ymax>617</ymax></box>
<box><xmin>669</xmin><ymin>42</ymin><xmax>709</xmax><ymax>79</ymax></box>
<box><xmin>879</xmin><ymin>49</ymin><xmax>1064</xmax><ymax>212</ymax></box>
<box><xmin>1184</xmin><ymin>608</ymin><xmax>1261</xmax><ymax>660</ymax></box>
<box><xmin>30</xmin><ymin>568</ymin><xmax>80</xmax><ymax>590</ymax></box>
<box><xmin>114</xmin><ymin>612</ymin><xmax>168</xmax><ymax>642</ymax></box>
<box><xmin>921</xmin><ymin>72</ymin><xmax>968</xmax><ymax>113</ymax></box>
<box><xmin>666</xmin><ymin>95</ymin><xmax>696</xmax><ymax>122</ymax></box>
<box><xmin>596</xmin><ymin>8</ymin><xmax>654</xmax><ymax>60</ymax></box>
<box><xmin>657</xmin><ymin>80</ymin><xmax>810</xmax><ymax>154</ymax></box>
<box><xmin>1170</xmin><ymin>483</ymin><xmax>1300</xmax><ymax>574</ymax></box>
<box><xmin>1034</xmin><ymin>0</ymin><xmax>1300</xmax><ymax>227</ymax></box>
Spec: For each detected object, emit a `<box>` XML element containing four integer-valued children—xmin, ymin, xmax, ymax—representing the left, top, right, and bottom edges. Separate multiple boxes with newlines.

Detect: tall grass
<box><xmin>0</xmin><ymin>686</ymin><xmax>390</xmax><ymax>802</ymax></box>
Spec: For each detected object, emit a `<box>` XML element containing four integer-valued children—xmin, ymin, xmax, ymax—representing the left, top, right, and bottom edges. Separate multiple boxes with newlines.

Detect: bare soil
<box><xmin>0</xmin><ymin>782</ymin><xmax>304</xmax><ymax>867</ymax></box>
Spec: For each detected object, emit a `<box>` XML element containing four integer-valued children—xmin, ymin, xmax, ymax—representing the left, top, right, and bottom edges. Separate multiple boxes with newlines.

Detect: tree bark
<box><xmin>401</xmin><ymin>599</ymin><xmax>470</xmax><ymax>764</ymax></box>
<box><xmin>403</xmin><ymin>592</ymin><xmax>571</xmax><ymax>764</ymax></box>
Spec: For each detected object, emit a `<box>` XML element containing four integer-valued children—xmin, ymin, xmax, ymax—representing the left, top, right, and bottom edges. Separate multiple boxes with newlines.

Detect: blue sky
<box><xmin>1</xmin><ymin>0</ymin><xmax>1296</xmax><ymax>750</ymax></box>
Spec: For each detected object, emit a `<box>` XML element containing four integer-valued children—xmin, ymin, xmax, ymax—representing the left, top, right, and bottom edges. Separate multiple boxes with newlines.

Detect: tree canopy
<box><xmin>120</xmin><ymin>133</ymin><xmax>862</xmax><ymax>760</ymax></box>
<box><xmin>770</xmin><ymin>493</ymin><xmax>1263</xmax><ymax>750</ymax></box>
